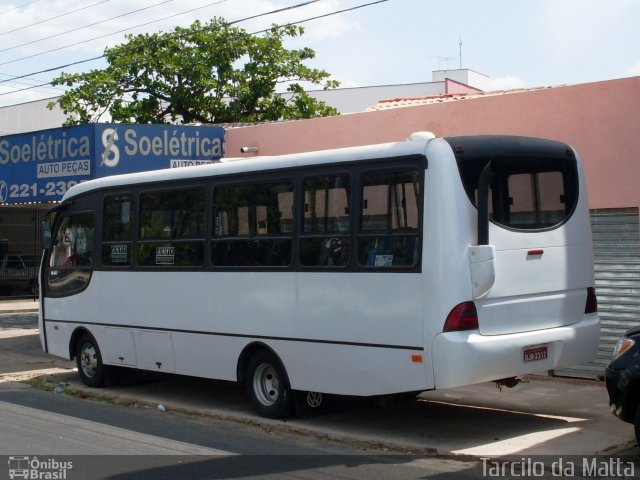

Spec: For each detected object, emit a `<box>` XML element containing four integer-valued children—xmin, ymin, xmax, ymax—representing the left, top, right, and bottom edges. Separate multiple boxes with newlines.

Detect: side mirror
<box><xmin>42</xmin><ymin>222</ymin><xmax>52</xmax><ymax>249</ymax></box>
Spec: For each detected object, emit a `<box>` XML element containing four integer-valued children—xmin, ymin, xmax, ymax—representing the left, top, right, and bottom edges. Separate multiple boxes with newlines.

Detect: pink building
<box><xmin>227</xmin><ymin>76</ymin><xmax>640</xmax><ymax>211</ymax></box>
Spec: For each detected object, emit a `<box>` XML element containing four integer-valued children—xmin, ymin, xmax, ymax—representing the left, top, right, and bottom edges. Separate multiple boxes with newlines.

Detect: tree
<box><xmin>48</xmin><ymin>18</ymin><xmax>340</xmax><ymax>125</ymax></box>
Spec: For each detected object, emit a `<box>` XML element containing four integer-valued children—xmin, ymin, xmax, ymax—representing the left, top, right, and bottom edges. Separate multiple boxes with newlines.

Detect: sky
<box><xmin>0</xmin><ymin>0</ymin><xmax>638</xmax><ymax>107</ymax></box>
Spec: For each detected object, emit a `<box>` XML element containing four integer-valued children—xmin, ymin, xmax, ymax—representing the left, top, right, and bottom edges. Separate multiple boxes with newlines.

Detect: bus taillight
<box><xmin>443</xmin><ymin>302</ymin><xmax>479</xmax><ymax>332</ymax></box>
<box><xmin>585</xmin><ymin>287</ymin><xmax>598</xmax><ymax>314</ymax></box>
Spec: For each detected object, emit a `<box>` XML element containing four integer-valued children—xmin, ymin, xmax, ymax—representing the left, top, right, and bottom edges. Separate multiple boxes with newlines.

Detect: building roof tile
<box><xmin>365</xmin><ymin>85</ymin><xmax>563</xmax><ymax>112</ymax></box>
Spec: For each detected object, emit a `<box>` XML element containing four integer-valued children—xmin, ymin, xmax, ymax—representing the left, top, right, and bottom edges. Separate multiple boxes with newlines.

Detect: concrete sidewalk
<box><xmin>0</xmin><ymin>299</ymin><xmax>39</xmax><ymax>314</ymax></box>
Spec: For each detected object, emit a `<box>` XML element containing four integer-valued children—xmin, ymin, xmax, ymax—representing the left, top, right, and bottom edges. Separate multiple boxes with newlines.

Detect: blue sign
<box><xmin>0</xmin><ymin>124</ymin><xmax>224</xmax><ymax>204</ymax></box>
<box><xmin>94</xmin><ymin>124</ymin><xmax>224</xmax><ymax>177</ymax></box>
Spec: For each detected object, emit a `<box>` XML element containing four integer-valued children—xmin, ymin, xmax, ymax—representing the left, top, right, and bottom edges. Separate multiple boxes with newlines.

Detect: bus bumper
<box><xmin>431</xmin><ymin>313</ymin><xmax>600</xmax><ymax>389</ymax></box>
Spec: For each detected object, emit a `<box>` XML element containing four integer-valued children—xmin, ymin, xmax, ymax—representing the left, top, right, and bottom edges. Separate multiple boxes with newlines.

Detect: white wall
<box><xmin>281</xmin><ymin>81</ymin><xmax>448</xmax><ymax>114</ymax></box>
<box><xmin>0</xmin><ymin>98</ymin><xmax>68</xmax><ymax>136</ymax></box>
<box><xmin>432</xmin><ymin>69</ymin><xmax>490</xmax><ymax>91</ymax></box>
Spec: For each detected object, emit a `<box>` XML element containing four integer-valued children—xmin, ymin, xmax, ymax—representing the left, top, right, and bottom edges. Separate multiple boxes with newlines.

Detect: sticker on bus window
<box><xmin>110</xmin><ymin>245</ymin><xmax>128</xmax><ymax>263</ymax></box>
<box><xmin>76</xmin><ymin>226</ymin><xmax>87</xmax><ymax>254</ymax></box>
<box><xmin>156</xmin><ymin>247</ymin><xmax>175</xmax><ymax>265</ymax></box>
<box><xmin>374</xmin><ymin>255</ymin><xmax>393</xmax><ymax>267</ymax></box>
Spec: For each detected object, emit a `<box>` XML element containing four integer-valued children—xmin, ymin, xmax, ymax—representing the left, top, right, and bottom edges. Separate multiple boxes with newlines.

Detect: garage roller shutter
<box><xmin>554</xmin><ymin>208</ymin><xmax>640</xmax><ymax>379</ymax></box>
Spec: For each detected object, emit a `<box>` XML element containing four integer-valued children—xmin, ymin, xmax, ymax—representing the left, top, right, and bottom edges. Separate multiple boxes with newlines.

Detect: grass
<box><xmin>22</xmin><ymin>375</ymin><xmax>150</xmax><ymax>409</ymax></box>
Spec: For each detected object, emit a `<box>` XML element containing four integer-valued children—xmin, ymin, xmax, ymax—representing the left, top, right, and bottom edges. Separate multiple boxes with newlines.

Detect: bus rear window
<box><xmin>506</xmin><ymin>171</ymin><xmax>567</xmax><ymax>228</ymax></box>
<box><xmin>446</xmin><ymin>136</ymin><xmax>579</xmax><ymax>231</ymax></box>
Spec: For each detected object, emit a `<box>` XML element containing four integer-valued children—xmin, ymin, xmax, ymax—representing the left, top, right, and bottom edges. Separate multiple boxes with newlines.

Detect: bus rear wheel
<box><xmin>245</xmin><ymin>350</ymin><xmax>292</xmax><ymax>418</ymax></box>
<box><xmin>75</xmin><ymin>332</ymin><xmax>105</xmax><ymax>388</ymax></box>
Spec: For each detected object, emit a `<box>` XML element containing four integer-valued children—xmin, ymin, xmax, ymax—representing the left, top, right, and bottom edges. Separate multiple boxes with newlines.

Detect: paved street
<box><xmin>0</xmin><ymin>311</ymin><xmax>637</xmax><ymax>480</ymax></box>
<box><xmin>0</xmin><ymin>312</ymin><xmax>38</xmax><ymax>330</ymax></box>
<box><xmin>0</xmin><ymin>380</ymin><xmax>484</xmax><ymax>479</ymax></box>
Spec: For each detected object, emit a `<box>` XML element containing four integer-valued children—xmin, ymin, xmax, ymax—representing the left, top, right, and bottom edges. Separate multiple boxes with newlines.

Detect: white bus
<box><xmin>39</xmin><ymin>133</ymin><xmax>600</xmax><ymax>418</ymax></box>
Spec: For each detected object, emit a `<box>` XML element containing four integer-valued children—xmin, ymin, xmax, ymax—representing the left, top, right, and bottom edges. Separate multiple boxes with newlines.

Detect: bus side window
<box><xmin>358</xmin><ymin>169</ymin><xmax>420</xmax><ymax>268</ymax></box>
<box><xmin>47</xmin><ymin>213</ymin><xmax>95</xmax><ymax>296</ymax></box>
<box><xmin>212</xmin><ymin>182</ymin><xmax>293</xmax><ymax>267</ymax></box>
<box><xmin>137</xmin><ymin>188</ymin><xmax>206</xmax><ymax>267</ymax></box>
<box><xmin>50</xmin><ymin>215</ymin><xmax>94</xmax><ymax>267</ymax></box>
<box><xmin>102</xmin><ymin>194</ymin><xmax>133</xmax><ymax>267</ymax></box>
<box><xmin>300</xmin><ymin>174</ymin><xmax>351</xmax><ymax>267</ymax></box>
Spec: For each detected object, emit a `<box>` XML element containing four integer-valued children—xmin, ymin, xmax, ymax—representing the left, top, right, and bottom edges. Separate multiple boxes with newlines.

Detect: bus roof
<box><xmin>61</xmin><ymin>135</ymin><xmax>434</xmax><ymax>202</ymax></box>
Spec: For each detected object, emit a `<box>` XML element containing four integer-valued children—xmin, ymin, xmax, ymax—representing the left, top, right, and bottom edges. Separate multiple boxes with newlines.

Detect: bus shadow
<box><xmin>60</xmin><ymin>369</ymin><xmax>593</xmax><ymax>456</ymax></box>
<box><xmin>323</xmin><ymin>395</ymin><xmax>584</xmax><ymax>454</ymax></box>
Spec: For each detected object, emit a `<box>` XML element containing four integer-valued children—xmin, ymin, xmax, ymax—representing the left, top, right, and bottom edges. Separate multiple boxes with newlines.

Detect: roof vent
<box><xmin>408</xmin><ymin>131</ymin><xmax>436</xmax><ymax>141</ymax></box>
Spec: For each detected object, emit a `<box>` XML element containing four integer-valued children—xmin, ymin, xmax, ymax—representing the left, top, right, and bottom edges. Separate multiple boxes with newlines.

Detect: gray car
<box><xmin>0</xmin><ymin>253</ymin><xmax>39</xmax><ymax>295</ymax></box>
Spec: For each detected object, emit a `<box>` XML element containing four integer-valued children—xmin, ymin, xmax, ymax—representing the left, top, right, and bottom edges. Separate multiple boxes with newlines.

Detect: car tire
<box><xmin>245</xmin><ymin>350</ymin><xmax>292</xmax><ymax>418</ymax></box>
<box><xmin>75</xmin><ymin>332</ymin><xmax>106</xmax><ymax>388</ymax></box>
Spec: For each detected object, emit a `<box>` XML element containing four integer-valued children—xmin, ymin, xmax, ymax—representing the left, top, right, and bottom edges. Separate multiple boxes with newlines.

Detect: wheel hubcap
<box><xmin>253</xmin><ymin>363</ymin><xmax>279</xmax><ymax>406</ymax></box>
<box><xmin>80</xmin><ymin>343</ymin><xmax>97</xmax><ymax>378</ymax></box>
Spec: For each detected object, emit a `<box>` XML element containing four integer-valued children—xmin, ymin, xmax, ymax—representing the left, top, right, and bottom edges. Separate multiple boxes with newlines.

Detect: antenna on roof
<box><xmin>436</xmin><ymin>56</ymin><xmax>455</xmax><ymax>70</ymax></box>
<box><xmin>459</xmin><ymin>35</ymin><xmax>463</xmax><ymax>69</ymax></box>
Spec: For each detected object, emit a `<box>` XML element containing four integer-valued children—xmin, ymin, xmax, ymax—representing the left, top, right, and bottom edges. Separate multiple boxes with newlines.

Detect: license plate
<box><xmin>523</xmin><ymin>345</ymin><xmax>548</xmax><ymax>362</ymax></box>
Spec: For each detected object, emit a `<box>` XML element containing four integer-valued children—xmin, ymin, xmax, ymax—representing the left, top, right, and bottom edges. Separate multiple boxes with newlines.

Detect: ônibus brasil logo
<box><xmin>8</xmin><ymin>456</ymin><xmax>73</xmax><ymax>479</ymax></box>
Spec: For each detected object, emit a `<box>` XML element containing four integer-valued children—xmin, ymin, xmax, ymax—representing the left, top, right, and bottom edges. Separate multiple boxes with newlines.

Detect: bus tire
<box><xmin>75</xmin><ymin>332</ymin><xmax>105</xmax><ymax>388</ymax></box>
<box><xmin>245</xmin><ymin>350</ymin><xmax>292</xmax><ymax>418</ymax></box>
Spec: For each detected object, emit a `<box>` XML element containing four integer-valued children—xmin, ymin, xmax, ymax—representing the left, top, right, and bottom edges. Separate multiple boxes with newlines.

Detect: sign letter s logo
<box><xmin>101</xmin><ymin>128</ymin><xmax>119</xmax><ymax>167</ymax></box>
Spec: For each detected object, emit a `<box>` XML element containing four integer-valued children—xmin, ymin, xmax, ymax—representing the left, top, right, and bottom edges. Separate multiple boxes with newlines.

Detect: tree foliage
<box><xmin>49</xmin><ymin>18</ymin><xmax>340</xmax><ymax>125</ymax></box>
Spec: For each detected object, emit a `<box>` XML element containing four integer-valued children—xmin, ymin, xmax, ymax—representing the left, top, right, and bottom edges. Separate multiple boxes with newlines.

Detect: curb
<box><xmin>0</xmin><ymin>308</ymin><xmax>39</xmax><ymax>314</ymax></box>
<box><xmin>23</xmin><ymin>373</ymin><xmax>447</xmax><ymax>457</ymax></box>
<box><xmin>87</xmin><ymin>391</ymin><xmax>444</xmax><ymax>456</ymax></box>
<box><xmin>0</xmin><ymin>301</ymin><xmax>39</xmax><ymax>314</ymax></box>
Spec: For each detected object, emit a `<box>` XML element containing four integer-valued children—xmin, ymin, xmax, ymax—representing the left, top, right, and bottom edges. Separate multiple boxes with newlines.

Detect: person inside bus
<box><xmin>51</xmin><ymin>224</ymin><xmax>72</xmax><ymax>267</ymax></box>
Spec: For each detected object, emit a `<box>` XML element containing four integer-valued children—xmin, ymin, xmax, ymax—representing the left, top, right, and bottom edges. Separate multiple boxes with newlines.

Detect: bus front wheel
<box><xmin>75</xmin><ymin>332</ymin><xmax>105</xmax><ymax>388</ymax></box>
<box><xmin>245</xmin><ymin>350</ymin><xmax>292</xmax><ymax>418</ymax></box>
